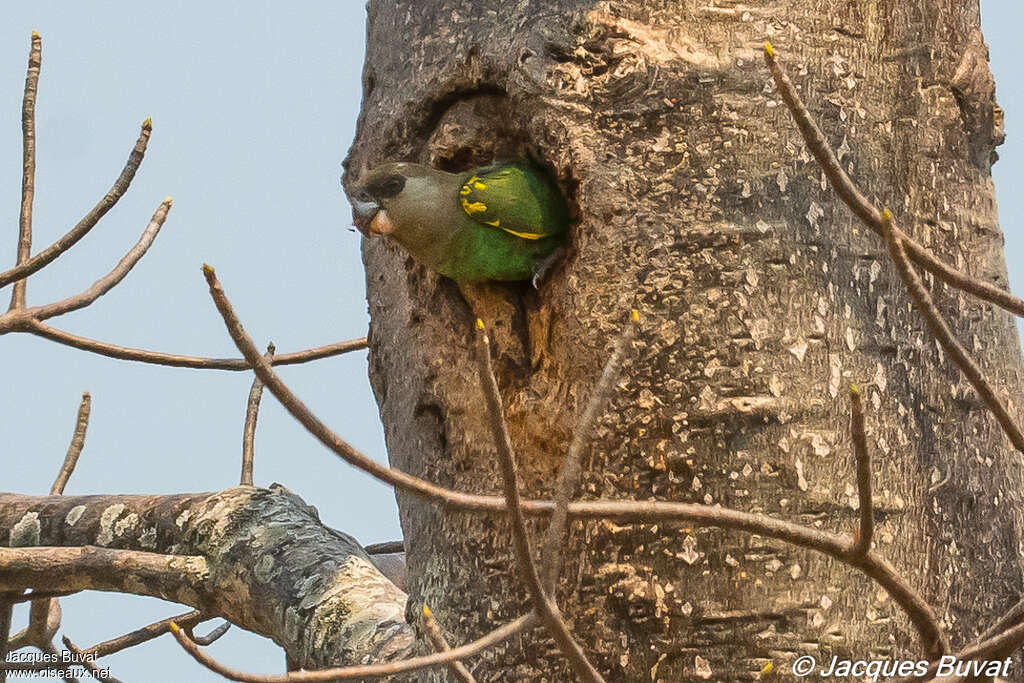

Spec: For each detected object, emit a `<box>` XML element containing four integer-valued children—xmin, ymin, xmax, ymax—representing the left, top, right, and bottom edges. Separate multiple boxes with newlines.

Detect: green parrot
<box><xmin>350</xmin><ymin>162</ymin><xmax>568</xmax><ymax>285</ymax></box>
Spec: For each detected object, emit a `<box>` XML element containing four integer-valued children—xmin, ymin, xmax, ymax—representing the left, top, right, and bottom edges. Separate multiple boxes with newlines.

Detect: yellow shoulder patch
<box><xmin>461</xmin><ymin>198</ymin><xmax>487</xmax><ymax>215</ymax></box>
<box><xmin>461</xmin><ymin>175</ymin><xmax>487</xmax><ymax>195</ymax></box>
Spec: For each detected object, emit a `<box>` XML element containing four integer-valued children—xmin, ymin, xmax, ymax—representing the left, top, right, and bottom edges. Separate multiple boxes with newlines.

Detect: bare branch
<box><xmin>190</xmin><ymin>621</ymin><xmax>231</xmax><ymax>647</ymax></box>
<box><xmin>23</xmin><ymin>321</ymin><xmax>367</xmax><ymax>370</ymax></box>
<box><xmin>21</xmin><ymin>197</ymin><xmax>172</xmax><ymax>321</ymax></box>
<box><xmin>168</xmin><ymin>614</ymin><xmax>536</xmax><ymax>682</ymax></box>
<box><xmin>6</xmin><ymin>392</ymin><xmax>93</xmax><ymax>664</ymax></box>
<box><xmin>11</xmin><ymin>392</ymin><xmax>93</xmax><ymax>658</ymax></box>
<box><xmin>0</xmin><ymin>121</ymin><xmax>152</xmax><ymax>290</ymax></box>
<box><xmin>880</xmin><ymin>210</ymin><xmax>1024</xmax><ymax>453</ymax></box>
<box><xmin>202</xmin><ymin>264</ymin><xmax>508</xmax><ymax>512</ymax></box>
<box><xmin>849</xmin><ymin>385</ymin><xmax>873</xmax><ymax>556</ymax></box>
<box><xmin>51</xmin><ymin>392</ymin><xmax>91</xmax><ymax>495</ymax></box>
<box><xmin>0</xmin><ymin>546</ymin><xmax>208</xmax><ymax>598</ymax></box>
<box><xmin>949</xmin><ymin>622</ymin><xmax>1024</xmax><ymax>673</ymax></box>
<box><xmin>0</xmin><ymin>35</ymin><xmax>365</xmax><ymax>383</ymax></box>
<box><xmin>363</xmin><ymin>541</ymin><xmax>403</xmax><ymax>555</ymax></box>
<box><xmin>762</xmin><ymin>42</ymin><xmax>1024</xmax><ymax>319</ymax></box>
<box><xmin>541</xmin><ymin>310</ymin><xmax>635</xmax><ymax>593</ymax></box>
<box><xmin>473</xmin><ymin>319</ymin><xmax>604</xmax><ymax>682</ymax></box>
<box><xmin>971</xmin><ymin>597</ymin><xmax>1024</xmax><ymax>650</ymax></box>
<box><xmin>1</xmin><ymin>638</ymin><xmax>118</xmax><ymax>682</ymax></box>
<box><xmin>62</xmin><ymin>637</ymin><xmax>124</xmax><ymax>683</ymax></box>
<box><xmin>42</xmin><ymin>641</ymin><xmax>81</xmax><ymax>683</ymax></box>
<box><xmin>9</xmin><ymin>596</ymin><xmax>61</xmax><ymax>652</ymax></box>
<box><xmin>242</xmin><ymin>344</ymin><xmax>275</xmax><ymax>486</ymax></box>
<box><xmin>1</xmin><ymin>488</ymin><xmax>411</xmax><ymax>667</ymax></box>
<box><xmin>75</xmin><ymin>610</ymin><xmax>205</xmax><ymax>659</ymax></box>
<box><xmin>421</xmin><ymin>606</ymin><xmax>476</xmax><ymax>683</ymax></box>
<box><xmin>9</xmin><ymin>31</ymin><xmax>41</xmax><ymax>311</ymax></box>
<box><xmin>899</xmin><ymin>621</ymin><xmax>1024</xmax><ymax>683</ymax></box>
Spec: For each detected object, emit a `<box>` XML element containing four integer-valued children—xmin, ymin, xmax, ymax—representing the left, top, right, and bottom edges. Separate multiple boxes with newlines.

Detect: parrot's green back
<box><xmin>439</xmin><ymin>164</ymin><xmax>568</xmax><ymax>282</ymax></box>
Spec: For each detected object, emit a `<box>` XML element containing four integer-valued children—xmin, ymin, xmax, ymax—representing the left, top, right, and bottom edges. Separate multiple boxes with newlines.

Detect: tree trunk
<box><xmin>347</xmin><ymin>0</ymin><xmax>1024</xmax><ymax>680</ymax></box>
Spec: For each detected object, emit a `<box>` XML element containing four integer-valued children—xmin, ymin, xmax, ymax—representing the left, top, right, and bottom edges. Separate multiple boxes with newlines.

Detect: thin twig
<box><xmin>10</xmin><ymin>393</ymin><xmax>93</xmax><ymax>667</ymax></box>
<box><xmin>202</xmin><ymin>266</ymin><xmax>947</xmax><ymax>657</ymax></box>
<box><xmin>0</xmin><ymin>121</ymin><xmax>152</xmax><ymax>290</ymax></box>
<box><xmin>76</xmin><ymin>610</ymin><xmax>204</xmax><ymax>659</ymax></box>
<box><xmin>42</xmin><ymin>641</ymin><xmax>81</xmax><ymax>683</ymax></box>
<box><xmin>241</xmin><ymin>344</ymin><xmax>274</xmax><ymax>486</ymax></box>
<box><xmin>190</xmin><ymin>621</ymin><xmax>231</xmax><ymax>646</ymax></box>
<box><xmin>971</xmin><ymin>597</ymin><xmax>1024</xmax><ymax>649</ymax></box>
<box><xmin>18</xmin><ymin>393</ymin><xmax>92</xmax><ymax>659</ymax></box>
<box><xmin>10</xmin><ymin>31</ymin><xmax>41</xmax><ymax>312</ymax></box>
<box><xmin>899</xmin><ymin>621</ymin><xmax>1024</xmax><ymax>683</ymax></box>
<box><xmin>949</xmin><ymin>621</ymin><xmax>1024</xmax><ymax>672</ymax></box>
<box><xmin>474</xmin><ymin>318</ymin><xmax>604</xmax><ymax>682</ymax></box>
<box><xmin>14</xmin><ymin>594</ymin><xmax>61</xmax><ymax>653</ymax></box>
<box><xmin>763</xmin><ymin>42</ymin><xmax>1024</xmax><ymax>319</ymax></box>
<box><xmin>421</xmin><ymin>606</ymin><xmax>477</xmax><ymax>683</ymax></box>
<box><xmin>51</xmin><ymin>392</ymin><xmax>91</xmax><ymax>495</ymax></box>
<box><xmin>23</xmin><ymin>321</ymin><xmax>366</xmax><ymax>369</ymax></box>
<box><xmin>363</xmin><ymin>541</ymin><xmax>404</xmax><ymax>555</ymax></box>
<box><xmin>849</xmin><ymin>385</ymin><xmax>873</xmax><ymax>556</ymax></box>
<box><xmin>540</xmin><ymin>310</ymin><xmax>635</xmax><ymax>593</ymax></box>
<box><xmin>202</xmin><ymin>263</ymin><xmax>509</xmax><ymax>511</ymax></box>
<box><xmin>880</xmin><ymin>209</ymin><xmax>1024</xmax><ymax>453</ymax></box>
<box><xmin>62</xmin><ymin>637</ymin><xmax>124</xmax><ymax>683</ymax></box>
<box><xmin>168</xmin><ymin>613</ymin><xmax>537</xmax><ymax>682</ymax></box>
<box><xmin>20</xmin><ymin>197</ymin><xmax>172</xmax><ymax>321</ymax></box>
<box><xmin>1</xmin><ymin>643</ymin><xmax>92</xmax><ymax>681</ymax></box>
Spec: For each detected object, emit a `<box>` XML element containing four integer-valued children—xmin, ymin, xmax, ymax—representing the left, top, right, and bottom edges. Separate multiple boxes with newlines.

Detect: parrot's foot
<box><xmin>531</xmin><ymin>247</ymin><xmax>567</xmax><ymax>290</ymax></box>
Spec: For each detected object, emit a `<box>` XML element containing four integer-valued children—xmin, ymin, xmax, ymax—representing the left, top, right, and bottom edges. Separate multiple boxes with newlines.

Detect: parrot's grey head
<box><xmin>349</xmin><ymin>162</ymin><xmax>440</xmax><ymax>237</ymax></box>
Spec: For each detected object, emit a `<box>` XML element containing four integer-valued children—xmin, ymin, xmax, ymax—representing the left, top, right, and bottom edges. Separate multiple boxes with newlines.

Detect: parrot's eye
<box><xmin>367</xmin><ymin>174</ymin><xmax>405</xmax><ymax>199</ymax></box>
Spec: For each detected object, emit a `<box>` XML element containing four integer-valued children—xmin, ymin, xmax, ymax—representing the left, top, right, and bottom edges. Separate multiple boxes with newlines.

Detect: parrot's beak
<box><xmin>351</xmin><ymin>199</ymin><xmax>379</xmax><ymax>235</ymax></box>
<box><xmin>351</xmin><ymin>198</ymin><xmax>396</xmax><ymax>237</ymax></box>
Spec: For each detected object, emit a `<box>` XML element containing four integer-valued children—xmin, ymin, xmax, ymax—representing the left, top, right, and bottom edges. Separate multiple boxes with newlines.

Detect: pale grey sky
<box><xmin>1</xmin><ymin>3</ymin><xmax>1021</xmax><ymax>681</ymax></box>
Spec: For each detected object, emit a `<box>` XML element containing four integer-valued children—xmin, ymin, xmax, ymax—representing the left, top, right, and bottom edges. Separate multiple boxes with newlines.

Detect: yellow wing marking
<box><xmin>461</xmin><ymin>172</ymin><xmax>544</xmax><ymax>238</ymax></box>
<box><xmin>461</xmin><ymin>198</ymin><xmax>487</xmax><ymax>214</ymax></box>
<box><xmin>501</xmin><ymin>227</ymin><xmax>544</xmax><ymax>240</ymax></box>
<box><xmin>461</xmin><ymin>176</ymin><xmax>485</xmax><ymax>196</ymax></box>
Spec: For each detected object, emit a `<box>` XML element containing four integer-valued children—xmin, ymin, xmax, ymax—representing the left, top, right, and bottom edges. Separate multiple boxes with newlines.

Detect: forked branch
<box><xmin>0</xmin><ymin>32</ymin><xmax>365</xmax><ymax>373</ymax></box>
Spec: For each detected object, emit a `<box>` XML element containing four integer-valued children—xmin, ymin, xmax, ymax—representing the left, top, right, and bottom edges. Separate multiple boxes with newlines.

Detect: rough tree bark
<box><xmin>346</xmin><ymin>0</ymin><xmax>1024</xmax><ymax>680</ymax></box>
<box><xmin>0</xmin><ymin>487</ymin><xmax>412</xmax><ymax>669</ymax></box>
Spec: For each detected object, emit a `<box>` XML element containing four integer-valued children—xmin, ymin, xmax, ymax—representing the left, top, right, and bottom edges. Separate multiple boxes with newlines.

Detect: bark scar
<box><xmin>950</xmin><ymin>29</ymin><xmax>1004</xmax><ymax>168</ymax></box>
